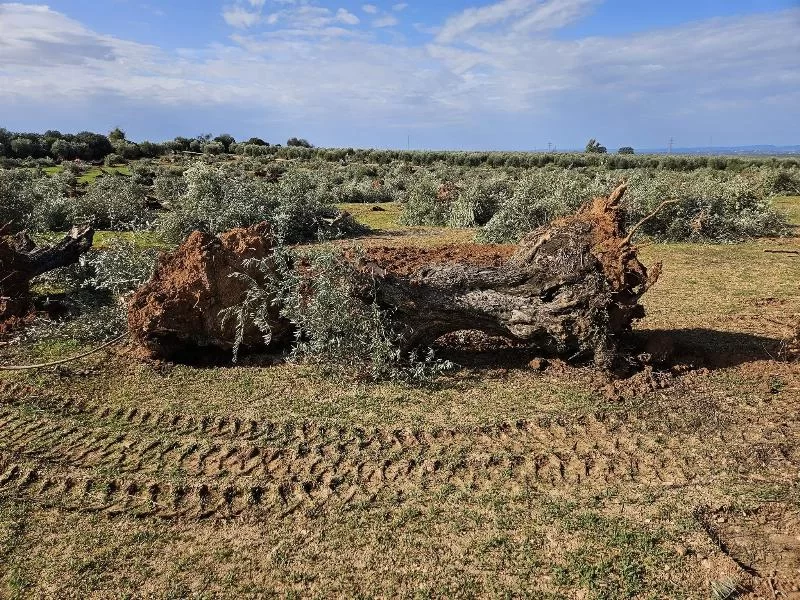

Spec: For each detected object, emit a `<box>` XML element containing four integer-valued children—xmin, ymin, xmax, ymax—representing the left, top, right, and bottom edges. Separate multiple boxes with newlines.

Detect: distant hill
<box><xmin>636</xmin><ymin>145</ymin><xmax>800</xmax><ymax>156</ymax></box>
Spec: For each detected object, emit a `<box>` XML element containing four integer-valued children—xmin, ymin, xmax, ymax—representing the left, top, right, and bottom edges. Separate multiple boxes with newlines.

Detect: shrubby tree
<box><xmin>10</xmin><ymin>137</ymin><xmax>38</xmax><ymax>158</ymax></box>
<box><xmin>618</xmin><ymin>146</ymin><xmax>635</xmax><ymax>155</ymax></box>
<box><xmin>74</xmin><ymin>175</ymin><xmax>148</xmax><ymax>230</ymax></box>
<box><xmin>202</xmin><ymin>141</ymin><xmax>225</xmax><ymax>155</ymax></box>
<box><xmin>138</xmin><ymin>141</ymin><xmax>162</xmax><ymax>158</ymax></box>
<box><xmin>585</xmin><ymin>138</ymin><xmax>607</xmax><ymax>154</ymax></box>
<box><xmin>108</xmin><ymin>128</ymin><xmax>126</xmax><ymax>142</ymax></box>
<box><xmin>287</xmin><ymin>137</ymin><xmax>313</xmax><ymax>148</ymax></box>
<box><xmin>246</xmin><ymin>137</ymin><xmax>268</xmax><ymax>146</ymax></box>
<box><xmin>114</xmin><ymin>141</ymin><xmax>142</xmax><ymax>160</ymax></box>
<box><xmin>51</xmin><ymin>139</ymin><xmax>78</xmax><ymax>161</ymax></box>
<box><xmin>74</xmin><ymin>131</ymin><xmax>114</xmax><ymax>161</ymax></box>
<box><xmin>213</xmin><ymin>134</ymin><xmax>236</xmax><ymax>152</ymax></box>
<box><xmin>104</xmin><ymin>153</ymin><xmax>125</xmax><ymax>166</ymax></box>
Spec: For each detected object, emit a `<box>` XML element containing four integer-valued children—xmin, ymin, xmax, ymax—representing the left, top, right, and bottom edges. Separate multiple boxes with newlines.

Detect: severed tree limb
<box><xmin>620</xmin><ymin>200</ymin><xmax>680</xmax><ymax>246</ymax></box>
<box><xmin>0</xmin><ymin>333</ymin><xmax>127</xmax><ymax>371</ymax></box>
<box><xmin>764</xmin><ymin>249</ymin><xmax>799</xmax><ymax>255</ymax></box>
<box><xmin>1</xmin><ymin>225</ymin><xmax>94</xmax><ymax>321</ymax></box>
<box><xmin>23</xmin><ymin>226</ymin><xmax>95</xmax><ymax>277</ymax></box>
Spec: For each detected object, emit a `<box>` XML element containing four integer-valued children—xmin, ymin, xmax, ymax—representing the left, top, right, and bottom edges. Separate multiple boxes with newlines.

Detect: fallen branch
<box><xmin>0</xmin><ymin>333</ymin><xmax>127</xmax><ymax>371</ymax></box>
<box><xmin>621</xmin><ymin>200</ymin><xmax>680</xmax><ymax>246</ymax></box>
<box><xmin>764</xmin><ymin>249</ymin><xmax>799</xmax><ymax>255</ymax></box>
<box><xmin>0</xmin><ymin>225</ymin><xmax>94</xmax><ymax>321</ymax></box>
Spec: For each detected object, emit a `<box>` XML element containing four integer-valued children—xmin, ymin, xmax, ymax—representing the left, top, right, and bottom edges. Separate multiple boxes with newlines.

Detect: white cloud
<box><xmin>0</xmin><ymin>3</ymin><xmax>798</xmax><ymax>146</ymax></box>
<box><xmin>336</xmin><ymin>8</ymin><xmax>360</xmax><ymax>25</ymax></box>
<box><xmin>223</xmin><ymin>5</ymin><xmax>261</xmax><ymax>28</ymax></box>
<box><xmin>393</xmin><ymin>3</ymin><xmax>408</xmax><ymax>11</ymax></box>
<box><xmin>436</xmin><ymin>0</ymin><xmax>596</xmax><ymax>43</ymax></box>
<box><xmin>373</xmin><ymin>14</ymin><xmax>398</xmax><ymax>27</ymax></box>
<box><xmin>362</xmin><ymin>4</ymin><xmax>378</xmax><ymax>14</ymax></box>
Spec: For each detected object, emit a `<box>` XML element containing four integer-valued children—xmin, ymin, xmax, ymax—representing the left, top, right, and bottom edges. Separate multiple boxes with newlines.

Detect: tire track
<box><xmin>1</xmin><ymin>383</ymin><xmax>798</xmax><ymax>521</ymax></box>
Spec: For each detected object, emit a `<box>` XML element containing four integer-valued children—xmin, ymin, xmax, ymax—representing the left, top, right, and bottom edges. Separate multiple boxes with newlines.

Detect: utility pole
<box><xmin>547</xmin><ymin>142</ymin><xmax>552</xmax><ymax>152</ymax></box>
<box><xmin>407</xmin><ymin>134</ymin><xmax>410</xmax><ymax>151</ymax></box>
<box><xmin>668</xmin><ymin>137</ymin><xmax>674</xmax><ymax>154</ymax></box>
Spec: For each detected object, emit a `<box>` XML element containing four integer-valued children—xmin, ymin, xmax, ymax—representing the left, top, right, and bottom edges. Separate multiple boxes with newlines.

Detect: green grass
<box><xmin>77</xmin><ymin>165</ymin><xmax>131</xmax><ymax>184</ymax></box>
<box><xmin>39</xmin><ymin>164</ymin><xmax>132</xmax><ymax>183</ymax></box>
<box><xmin>337</xmin><ymin>201</ymin><xmax>404</xmax><ymax>231</ymax></box>
<box><xmin>91</xmin><ymin>230</ymin><xmax>170</xmax><ymax>251</ymax></box>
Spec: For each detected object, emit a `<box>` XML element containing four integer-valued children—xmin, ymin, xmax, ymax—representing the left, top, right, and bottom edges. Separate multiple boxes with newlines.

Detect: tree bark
<box><xmin>355</xmin><ymin>184</ymin><xmax>659</xmax><ymax>368</ymax></box>
<box><xmin>0</xmin><ymin>226</ymin><xmax>94</xmax><ymax>321</ymax></box>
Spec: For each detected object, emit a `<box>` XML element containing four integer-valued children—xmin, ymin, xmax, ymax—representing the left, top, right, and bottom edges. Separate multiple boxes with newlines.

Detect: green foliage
<box><xmin>159</xmin><ymin>163</ymin><xmax>367</xmax><ymax>244</ymax></box>
<box><xmin>73</xmin><ymin>175</ymin><xmax>148</xmax><ymax>230</ymax></box>
<box><xmin>202</xmin><ymin>141</ymin><xmax>225</xmax><ymax>155</ymax></box>
<box><xmin>622</xmin><ymin>169</ymin><xmax>789</xmax><ymax>242</ymax></box>
<box><xmin>449</xmin><ymin>177</ymin><xmax>512</xmax><ymax>227</ymax></box>
<box><xmin>618</xmin><ymin>147</ymin><xmax>635</xmax><ymax>155</ymax></box>
<box><xmin>0</xmin><ymin>170</ymin><xmax>40</xmax><ymax>231</ymax></box>
<box><xmin>29</xmin><ymin>173</ymin><xmax>76</xmax><ymax>231</ymax></box>
<box><xmin>80</xmin><ymin>239</ymin><xmax>158</xmax><ymax>296</ymax></box>
<box><xmin>287</xmin><ymin>137</ymin><xmax>313</xmax><ymax>148</ymax></box>
<box><xmin>585</xmin><ymin>139</ymin><xmax>608</xmax><ymax>154</ymax></box>
<box><xmin>400</xmin><ymin>175</ymin><xmax>450</xmax><ymax>226</ymax></box>
<box><xmin>275</xmin><ymin>247</ymin><xmax>453</xmax><ymax>381</ymax></box>
<box><xmin>153</xmin><ymin>174</ymin><xmax>187</xmax><ymax>207</ymax></box>
<box><xmin>480</xmin><ymin>170</ymin><xmax>604</xmax><ymax>242</ymax></box>
<box><xmin>108</xmin><ymin>128</ymin><xmax>126</xmax><ymax>142</ymax></box>
<box><xmin>761</xmin><ymin>168</ymin><xmax>800</xmax><ymax>195</ymax></box>
<box><xmin>103</xmin><ymin>153</ymin><xmax>125</xmax><ymax>167</ymax></box>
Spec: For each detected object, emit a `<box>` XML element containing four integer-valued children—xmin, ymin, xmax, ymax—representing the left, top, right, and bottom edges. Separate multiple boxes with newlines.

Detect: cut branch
<box><xmin>621</xmin><ymin>200</ymin><xmax>680</xmax><ymax>246</ymax></box>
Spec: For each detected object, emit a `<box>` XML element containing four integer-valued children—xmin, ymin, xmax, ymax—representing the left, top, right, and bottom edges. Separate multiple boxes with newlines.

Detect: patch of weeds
<box><xmin>0</xmin><ymin>501</ymin><xmax>31</xmax><ymax>598</ymax></box>
<box><xmin>546</xmin><ymin>502</ymin><xmax>682</xmax><ymax>600</ymax></box>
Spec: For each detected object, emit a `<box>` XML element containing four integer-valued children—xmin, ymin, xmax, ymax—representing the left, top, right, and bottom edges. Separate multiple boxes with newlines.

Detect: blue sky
<box><xmin>1</xmin><ymin>0</ymin><xmax>798</xmax><ymax>150</ymax></box>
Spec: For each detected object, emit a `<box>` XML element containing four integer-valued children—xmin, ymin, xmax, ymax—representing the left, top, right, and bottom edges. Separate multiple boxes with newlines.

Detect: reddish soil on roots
<box><xmin>127</xmin><ymin>222</ymin><xmax>290</xmax><ymax>359</ymax></box>
<box><xmin>361</xmin><ymin>243</ymin><xmax>516</xmax><ymax>276</ymax></box>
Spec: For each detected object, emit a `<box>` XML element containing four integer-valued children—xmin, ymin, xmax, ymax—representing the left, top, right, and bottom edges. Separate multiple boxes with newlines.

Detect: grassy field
<box><xmin>0</xmin><ymin>199</ymin><xmax>798</xmax><ymax>598</ymax></box>
<box><xmin>42</xmin><ymin>164</ymin><xmax>132</xmax><ymax>184</ymax></box>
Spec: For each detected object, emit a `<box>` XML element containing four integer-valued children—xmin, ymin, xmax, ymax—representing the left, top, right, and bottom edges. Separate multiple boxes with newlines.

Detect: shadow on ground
<box><xmin>432</xmin><ymin>328</ymin><xmax>784</xmax><ymax>373</ymax></box>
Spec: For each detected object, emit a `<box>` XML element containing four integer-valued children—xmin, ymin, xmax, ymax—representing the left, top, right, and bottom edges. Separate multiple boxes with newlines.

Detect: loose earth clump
<box><xmin>127</xmin><ymin>222</ymin><xmax>291</xmax><ymax>360</ymax></box>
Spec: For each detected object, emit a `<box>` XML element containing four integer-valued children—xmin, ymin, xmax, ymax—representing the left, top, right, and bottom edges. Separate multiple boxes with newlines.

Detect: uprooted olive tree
<box><xmin>127</xmin><ymin>183</ymin><xmax>662</xmax><ymax>371</ymax></box>
<box><xmin>0</xmin><ymin>225</ymin><xmax>94</xmax><ymax>323</ymax></box>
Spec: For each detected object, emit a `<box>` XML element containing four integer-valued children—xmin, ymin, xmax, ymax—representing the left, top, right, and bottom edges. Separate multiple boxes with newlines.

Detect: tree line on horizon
<box><xmin>1</xmin><ymin>128</ymin><xmax>797</xmax><ymax>172</ymax></box>
<box><xmin>0</xmin><ymin>128</ymin><xmax>315</xmax><ymax>162</ymax></box>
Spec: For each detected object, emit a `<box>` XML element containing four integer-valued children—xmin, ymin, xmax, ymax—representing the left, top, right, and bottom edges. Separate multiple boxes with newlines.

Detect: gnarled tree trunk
<box><xmin>0</xmin><ymin>226</ymin><xmax>94</xmax><ymax>322</ymax></box>
<box><xmin>356</xmin><ymin>183</ymin><xmax>659</xmax><ymax>368</ymax></box>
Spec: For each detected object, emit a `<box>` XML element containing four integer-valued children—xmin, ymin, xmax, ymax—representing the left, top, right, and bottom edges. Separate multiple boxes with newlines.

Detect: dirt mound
<box><xmin>127</xmin><ymin>222</ymin><xmax>291</xmax><ymax>360</ymax></box>
<box><xmin>362</xmin><ymin>244</ymin><xmax>516</xmax><ymax>276</ymax></box>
